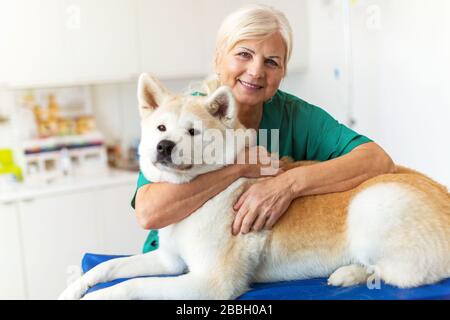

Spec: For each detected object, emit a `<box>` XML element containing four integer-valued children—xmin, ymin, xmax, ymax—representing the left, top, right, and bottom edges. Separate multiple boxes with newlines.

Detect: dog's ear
<box><xmin>137</xmin><ymin>73</ymin><xmax>171</xmax><ymax>118</ymax></box>
<box><xmin>205</xmin><ymin>86</ymin><xmax>236</xmax><ymax>128</ymax></box>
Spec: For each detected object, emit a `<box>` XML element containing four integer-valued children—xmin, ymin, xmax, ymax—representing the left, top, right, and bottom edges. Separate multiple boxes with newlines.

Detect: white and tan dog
<box><xmin>59</xmin><ymin>74</ymin><xmax>450</xmax><ymax>300</ymax></box>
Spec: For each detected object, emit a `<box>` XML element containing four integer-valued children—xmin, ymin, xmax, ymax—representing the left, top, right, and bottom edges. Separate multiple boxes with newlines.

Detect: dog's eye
<box><xmin>188</xmin><ymin>128</ymin><xmax>199</xmax><ymax>136</ymax></box>
<box><xmin>157</xmin><ymin>125</ymin><xmax>166</xmax><ymax>132</ymax></box>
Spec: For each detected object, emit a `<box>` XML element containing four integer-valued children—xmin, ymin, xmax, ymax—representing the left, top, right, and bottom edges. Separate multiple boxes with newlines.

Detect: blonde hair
<box><xmin>201</xmin><ymin>4</ymin><xmax>293</xmax><ymax>95</ymax></box>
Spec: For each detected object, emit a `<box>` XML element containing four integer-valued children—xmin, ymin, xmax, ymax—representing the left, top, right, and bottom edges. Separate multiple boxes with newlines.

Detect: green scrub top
<box><xmin>132</xmin><ymin>89</ymin><xmax>373</xmax><ymax>253</ymax></box>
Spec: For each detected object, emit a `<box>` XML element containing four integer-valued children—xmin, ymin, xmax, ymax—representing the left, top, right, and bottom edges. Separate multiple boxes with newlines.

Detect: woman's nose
<box><xmin>247</xmin><ymin>60</ymin><xmax>264</xmax><ymax>78</ymax></box>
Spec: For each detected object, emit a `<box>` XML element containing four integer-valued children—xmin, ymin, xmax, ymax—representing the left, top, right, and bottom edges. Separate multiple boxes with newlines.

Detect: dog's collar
<box><xmin>191</xmin><ymin>91</ymin><xmax>207</xmax><ymax>97</ymax></box>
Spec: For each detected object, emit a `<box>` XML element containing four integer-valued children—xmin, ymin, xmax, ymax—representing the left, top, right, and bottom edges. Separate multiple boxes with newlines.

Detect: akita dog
<box><xmin>59</xmin><ymin>74</ymin><xmax>450</xmax><ymax>300</ymax></box>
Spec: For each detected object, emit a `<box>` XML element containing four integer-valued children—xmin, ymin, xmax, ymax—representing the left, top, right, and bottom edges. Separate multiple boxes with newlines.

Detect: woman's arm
<box><xmin>135</xmin><ymin>146</ymin><xmax>277</xmax><ymax>230</ymax></box>
<box><xmin>232</xmin><ymin>142</ymin><xmax>395</xmax><ymax>235</ymax></box>
<box><xmin>135</xmin><ymin>165</ymin><xmax>243</xmax><ymax>230</ymax></box>
<box><xmin>288</xmin><ymin>142</ymin><xmax>395</xmax><ymax>197</ymax></box>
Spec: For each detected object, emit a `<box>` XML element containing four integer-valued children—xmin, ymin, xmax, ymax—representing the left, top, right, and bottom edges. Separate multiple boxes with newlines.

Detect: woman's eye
<box><xmin>188</xmin><ymin>128</ymin><xmax>199</xmax><ymax>136</ymax></box>
<box><xmin>237</xmin><ymin>52</ymin><xmax>251</xmax><ymax>59</ymax></box>
<box><xmin>266</xmin><ymin>59</ymin><xmax>279</xmax><ymax>67</ymax></box>
<box><xmin>157</xmin><ymin>125</ymin><xmax>166</xmax><ymax>132</ymax></box>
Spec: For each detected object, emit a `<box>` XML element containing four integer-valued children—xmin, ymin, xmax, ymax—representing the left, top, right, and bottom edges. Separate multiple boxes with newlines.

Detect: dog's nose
<box><xmin>157</xmin><ymin>140</ymin><xmax>175</xmax><ymax>158</ymax></box>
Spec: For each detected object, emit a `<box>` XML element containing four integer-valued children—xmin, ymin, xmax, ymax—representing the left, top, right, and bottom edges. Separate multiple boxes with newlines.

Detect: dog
<box><xmin>59</xmin><ymin>73</ymin><xmax>450</xmax><ymax>300</ymax></box>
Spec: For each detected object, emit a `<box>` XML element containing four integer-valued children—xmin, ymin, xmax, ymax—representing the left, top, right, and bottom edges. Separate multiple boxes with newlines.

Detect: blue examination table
<box><xmin>81</xmin><ymin>253</ymin><xmax>450</xmax><ymax>300</ymax></box>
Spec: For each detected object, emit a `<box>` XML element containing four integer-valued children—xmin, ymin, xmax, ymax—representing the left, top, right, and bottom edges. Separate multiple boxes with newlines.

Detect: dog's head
<box><xmin>137</xmin><ymin>73</ymin><xmax>255</xmax><ymax>184</ymax></box>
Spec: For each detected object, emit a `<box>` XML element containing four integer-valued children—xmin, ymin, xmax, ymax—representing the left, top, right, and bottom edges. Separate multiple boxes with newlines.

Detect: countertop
<box><xmin>0</xmin><ymin>169</ymin><xmax>138</xmax><ymax>204</ymax></box>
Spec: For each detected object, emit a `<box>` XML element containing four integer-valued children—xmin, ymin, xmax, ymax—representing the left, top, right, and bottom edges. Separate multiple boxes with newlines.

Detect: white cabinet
<box><xmin>0</xmin><ymin>174</ymin><xmax>148</xmax><ymax>299</ymax></box>
<box><xmin>5</xmin><ymin>0</ymin><xmax>68</xmax><ymax>87</ymax></box>
<box><xmin>63</xmin><ymin>0</ymin><xmax>139</xmax><ymax>82</ymax></box>
<box><xmin>5</xmin><ymin>0</ymin><xmax>139</xmax><ymax>87</ymax></box>
<box><xmin>136</xmin><ymin>0</ymin><xmax>210</xmax><ymax>77</ymax></box>
<box><xmin>0</xmin><ymin>203</ymin><xmax>26</xmax><ymax>299</ymax></box>
<box><xmin>95</xmin><ymin>185</ymin><xmax>147</xmax><ymax>255</ymax></box>
<box><xmin>2</xmin><ymin>0</ymin><xmax>308</xmax><ymax>87</ymax></box>
<box><xmin>0</xmin><ymin>2</ymin><xmax>14</xmax><ymax>85</ymax></box>
<box><xmin>19</xmin><ymin>191</ymin><xmax>102</xmax><ymax>299</ymax></box>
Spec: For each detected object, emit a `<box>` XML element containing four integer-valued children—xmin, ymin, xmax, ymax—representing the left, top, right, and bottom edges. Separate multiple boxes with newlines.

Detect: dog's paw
<box><xmin>327</xmin><ymin>265</ymin><xmax>369</xmax><ymax>287</ymax></box>
<box><xmin>58</xmin><ymin>281</ymin><xmax>89</xmax><ymax>300</ymax></box>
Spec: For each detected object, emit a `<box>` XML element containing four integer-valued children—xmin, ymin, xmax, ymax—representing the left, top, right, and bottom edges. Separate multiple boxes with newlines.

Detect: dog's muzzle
<box><xmin>155</xmin><ymin>139</ymin><xmax>193</xmax><ymax>171</ymax></box>
<box><xmin>156</xmin><ymin>139</ymin><xmax>175</xmax><ymax>163</ymax></box>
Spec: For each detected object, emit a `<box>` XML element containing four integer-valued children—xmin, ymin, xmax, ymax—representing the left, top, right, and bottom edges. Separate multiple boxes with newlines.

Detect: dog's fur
<box><xmin>59</xmin><ymin>74</ymin><xmax>450</xmax><ymax>300</ymax></box>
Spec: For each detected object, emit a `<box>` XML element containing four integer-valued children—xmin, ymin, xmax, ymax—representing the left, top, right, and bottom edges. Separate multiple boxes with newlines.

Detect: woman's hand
<box><xmin>232</xmin><ymin>173</ymin><xmax>294</xmax><ymax>235</ymax></box>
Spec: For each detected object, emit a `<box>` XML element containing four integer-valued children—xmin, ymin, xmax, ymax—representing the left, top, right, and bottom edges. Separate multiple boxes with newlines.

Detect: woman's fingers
<box><xmin>239</xmin><ymin>209</ymin><xmax>259</xmax><ymax>235</ymax></box>
<box><xmin>252</xmin><ymin>211</ymin><xmax>270</xmax><ymax>232</ymax></box>
<box><xmin>232</xmin><ymin>205</ymin><xmax>248</xmax><ymax>235</ymax></box>
<box><xmin>233</xmin><ymin>189</ymin><xmax>249</xmax><ymax>211</ymax></box>
<box><xmin>264</xmin><ymin>212</ymin><xmax>279</xmax><ymax>230</ymax></box>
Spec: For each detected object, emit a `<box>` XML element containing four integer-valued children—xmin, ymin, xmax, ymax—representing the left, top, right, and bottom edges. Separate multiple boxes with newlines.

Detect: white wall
<box><xmin>282</xmin><ymin>0</ymin><xmax>350</xmax><ymax>123</ymax></box>
<box><xmin>285</xmin><ymin>0</ymin><xmax>449</xmax><ymax>187</ymax></box>
<box><xmin>349</xmin><ymin>0</ymin><xmax>450</xmax><ymax>186</ymax></box>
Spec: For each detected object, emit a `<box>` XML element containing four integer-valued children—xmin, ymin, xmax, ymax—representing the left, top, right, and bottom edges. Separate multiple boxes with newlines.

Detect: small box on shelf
<box><xmin>21</xmin><ymin>132</ymin><xmax>108</xmax><ymax>185</ymax></box>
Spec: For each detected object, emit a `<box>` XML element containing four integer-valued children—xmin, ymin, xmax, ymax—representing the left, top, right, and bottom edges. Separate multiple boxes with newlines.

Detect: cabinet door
<box><xmin>6</xmin><ymin>0</ymin><xmax>138</xmax><ymax>87</ymax></box>
<box><xmin>0</xmin><ymin>203</ymin><xmax>26</xmax><ymax>299</ymax></box>
<box><xmin>94</xmin><ymin>184</ymin><xmax>148</xmax><ymax>255</ymax></box>
<box><xmin>63</xmin><ymin>0</ymin><xmax>139</xmax><ymax>82</ymax></box>
<box><xmin>5</xmin><ymin>0</ymin><xmax>66</xmax><ymax>86</ymax></box>
<box><xmin>0</xmin><ymin>2</ymin><xmax>13</xmax><ymax>85</ymax></box>
<box><xmin>19</xmin><ymin>192</ymin><xmax>102</xmax><ymax>300</ymax></box>
<box><xmin>136</xmin><ymin>0</ymin><xmax>209</xmax><ymax>77</ymax></box>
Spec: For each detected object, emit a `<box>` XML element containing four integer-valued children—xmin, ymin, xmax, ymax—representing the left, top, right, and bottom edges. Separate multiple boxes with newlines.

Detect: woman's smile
<box><xmin>238</xmin><ymin>79</ymin><xmax>264</xmax><ymax>91</ymax></box>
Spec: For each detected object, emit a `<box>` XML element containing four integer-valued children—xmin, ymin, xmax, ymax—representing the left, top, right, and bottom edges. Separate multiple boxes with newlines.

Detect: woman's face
<box><xmin>215</xmin><ymin>32</ymin><xmax>286</xmax><ymax>108</ymax></box>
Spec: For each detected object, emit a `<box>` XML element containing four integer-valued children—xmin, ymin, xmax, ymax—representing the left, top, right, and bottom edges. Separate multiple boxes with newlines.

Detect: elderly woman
<box><xmin>132</xmin><ymin>5</ymin><xmax>395</xmax><ymax>252</ymax></box>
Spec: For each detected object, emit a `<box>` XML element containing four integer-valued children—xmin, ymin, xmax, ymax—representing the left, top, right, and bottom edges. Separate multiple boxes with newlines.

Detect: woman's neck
<box><xmin>237</xmin><ymin>103</ymin><xmax>263</xmax><ymax>130</ymax></box>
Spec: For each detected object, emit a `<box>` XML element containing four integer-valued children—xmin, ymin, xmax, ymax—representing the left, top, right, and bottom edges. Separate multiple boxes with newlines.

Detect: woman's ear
<box><xmin>137</xmin><ymin>73</ymin><xmax>171</xmax><ymax>119</ymax></box>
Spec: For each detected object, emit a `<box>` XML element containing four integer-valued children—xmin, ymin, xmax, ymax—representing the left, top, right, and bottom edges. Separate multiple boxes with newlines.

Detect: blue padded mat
<box><xmin>82</xmin><ymin>253</ymin><xmax>450</xmax><ymax>300</ymax></box>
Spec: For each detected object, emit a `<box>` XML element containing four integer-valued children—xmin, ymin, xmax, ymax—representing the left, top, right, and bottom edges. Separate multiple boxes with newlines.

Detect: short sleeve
<box><xmin>300</xmin><ymin>103</ymin><xmax>372</xmax><ymax>161</ymax></box>
<box><xmin>130</xmin><ymin>171</ymin><xmax>152</xmax><ymax>209</ymax></box>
